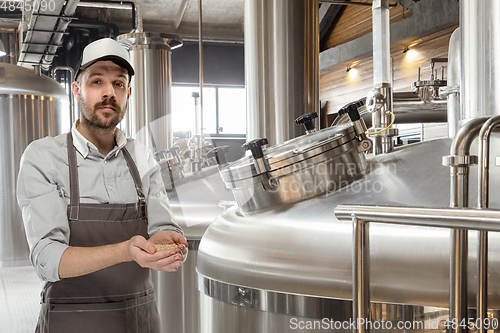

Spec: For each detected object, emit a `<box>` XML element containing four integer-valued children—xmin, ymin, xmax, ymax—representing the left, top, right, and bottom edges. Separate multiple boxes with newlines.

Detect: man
<box><xmin>17</xmin><ymin>38</ymin><xmax>188</xmax><ymax>333</ymax></box>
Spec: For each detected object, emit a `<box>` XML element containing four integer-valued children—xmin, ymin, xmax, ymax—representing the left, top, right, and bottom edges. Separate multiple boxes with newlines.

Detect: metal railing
<box><xmin>334</xmin><ymin>205</ymin><xmax>500</xmax><ymax>333</ymax></box>
<box><xmin>335</xmin><ymin>114</ymin><xmax>500</xmax><ymax>333</ymax></box>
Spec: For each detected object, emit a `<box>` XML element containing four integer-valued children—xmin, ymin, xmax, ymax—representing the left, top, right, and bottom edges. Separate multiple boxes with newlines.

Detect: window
<box><xmin>171</xmin><ymin>85</ymin><xmax>246</xmax><ymax>137</ymax></box>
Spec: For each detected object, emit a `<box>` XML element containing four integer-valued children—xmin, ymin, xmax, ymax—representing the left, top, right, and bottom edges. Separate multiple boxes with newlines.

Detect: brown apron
<box><xmin>35</xmin><ymin>133</ymin><xmax>160</xmax><ymax>333</ymax></box>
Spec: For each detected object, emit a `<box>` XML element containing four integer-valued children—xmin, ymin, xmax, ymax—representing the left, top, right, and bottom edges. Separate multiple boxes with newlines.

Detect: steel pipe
<box><xmin>335</xmin><ymin>205</ymin><xmax>500</xmax><ymax>231</ymax></box>
<box><xmin>337</xmin><ymin>202</ymin><xmax>500</xmax><ymax>333</ymax></box>
<box><xmin>332</xmin><ymin>92</ymin><xmax>448</xmax><ymax>127</ymax></box>
<box><xmin>51</xmin><ymin>66</ymin><xmax>76</xmax><ymax>124</ymax></box>
<box><xmin>444</xmin><ymin>116</ymin><xmax>489</xmax><ymax>333</ymax></box>
<box><xmin>353</xmin><ymin>215</ymin><xmax>370</xmax><ymax>333</ymax></box>
<box><xmin>477</xmin><ymin>116</ymin><xmax>500</xmax><ymax>333</ymax></box>
<box><xmin>78</xmin><ymin>1</ymin><xmax>143</xmax><ymax>32</ymax></box>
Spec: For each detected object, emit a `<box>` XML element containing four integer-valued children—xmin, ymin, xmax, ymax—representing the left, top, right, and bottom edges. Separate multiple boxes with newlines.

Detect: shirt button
<box><xmin>109</xmin><ymin>186</ymin><xmax>113</xmax><ymax>190</ymax></box>
<box><xmin>104</xmin><ymin>160</ymin><xmax>107</xmax><ymax>165</ymax></box>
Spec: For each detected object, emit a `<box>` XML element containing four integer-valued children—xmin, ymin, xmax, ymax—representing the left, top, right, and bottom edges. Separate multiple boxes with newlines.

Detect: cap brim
<box><xmin>75</xmin><ymin>55</ymin><xmax>135</xmax><ymax>80</ymax></box>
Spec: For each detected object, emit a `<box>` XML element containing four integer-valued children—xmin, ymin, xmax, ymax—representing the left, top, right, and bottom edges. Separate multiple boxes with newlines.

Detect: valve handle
<box><xmin>242</xmin><ymin>138</ymin><xmax>268</xmax><ymax>159</ymax></box>
<box><xmin>207</xmin><ymin>145</ymin><xmax>231</xmax><ymax>165</ymax></box>
<box><xmin>167</xmin><ymin>146</ymin><xmax>181</xmax><ymax>156</ymax></box>
<box><xmin>295</xmin><ymin>112</ymin><xmax>318</xmax><ymax>132</ymax></box>
<box><xmin>338</xmin><ymin>100</ymin><xmax>364</xmax><ymax>122</ymax></box>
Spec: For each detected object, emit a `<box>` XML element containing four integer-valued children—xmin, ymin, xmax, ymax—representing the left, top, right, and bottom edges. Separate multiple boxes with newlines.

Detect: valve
<box><xmin>242</xmin><ymin>138</ymin><xmax>269</xmax><ymax>160</ymax></box>
<box><xmin>241</xmin><ymin>138</ymin><xmax>278</xmax><ymax>191</ymax></box>
<box><xmin>338</xmin><ymin>100</ymin><xmax>372</xmax><ymax>153</ymax></box>
<box><xmin>295</xmin><ymin>112</ymin><xmax>318</xmax><ymax>134</ymax></box>
<box><xmin>208</xmin><ymin>145</ymin><xmax>231</xmax><ymax>168</ymax></box>
<box><xmin>338</xmin><ymin>100</ymin><xmax>364</xmax><ymax>121</ymax></box>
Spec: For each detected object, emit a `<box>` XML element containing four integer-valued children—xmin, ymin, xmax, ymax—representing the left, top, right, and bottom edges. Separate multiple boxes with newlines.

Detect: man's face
<box><xmin>72</xmin><ymin>61</ymin><xmax>131</xmax><ymax>129</ymax></box>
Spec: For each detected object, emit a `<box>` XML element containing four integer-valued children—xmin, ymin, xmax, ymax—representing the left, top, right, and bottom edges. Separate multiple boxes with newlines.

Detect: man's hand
<box><xmin>126</xmin><ymin>231</ymin><xmax>188</xmax><ymax>272</ymax></box>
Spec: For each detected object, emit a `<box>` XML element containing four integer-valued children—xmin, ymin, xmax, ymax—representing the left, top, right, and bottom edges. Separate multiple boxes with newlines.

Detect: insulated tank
<box><xmin>0</xmin><ymin>63</ymin><xmax>70</xmax><ymax>267</ymax></box>
<box><xmin>154</xmin><ymin>150</ymin><xmax>235</xmax><ymax>333</ymax></box>
<box><xmin>196</xmin><ymin>117</ymin><xmax>500</xmax><ymax>333</ymax></box>
<box><xmin>117</xmin><ymin>32</ymin><xmax>182</xmax><ymax>151</ymax></box>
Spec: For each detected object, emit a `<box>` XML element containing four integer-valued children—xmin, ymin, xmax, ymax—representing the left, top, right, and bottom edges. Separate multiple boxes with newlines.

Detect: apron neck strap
<box><xmin>121</xmin><ymin>147</ymin><xmax>146</xmax><ymax>203</ymax></box>
<box><xmin>67</xmin><ymin>132</ymin><xmax>80</xmax><ymax>220</ymax></box>
<box><xmin>66</xmin><ymin>132</ymin><xmax>147</xmax><ymax>221</ymax></box>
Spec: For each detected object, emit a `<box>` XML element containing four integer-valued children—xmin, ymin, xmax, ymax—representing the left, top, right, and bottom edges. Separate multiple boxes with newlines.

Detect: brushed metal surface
<box><xmin>0</xmin><ymin>63</ymin><xmax>69</xmax><ymax>267</ymax></box>
<box><xmin>245</xmin><ymin>0</ymin><xmax>319</xmax><ymax>146</ymax></box>
<box><xmin>118</xmin><ymin>33</ymin><xmax>182</xmax><ymax>151</ymax></box>
<box><xmin>197</xmin><ymin>137</ymin><xmax>500</xmax><ymax>309</ymax></box>
<box><xmin>461</xmin><ymin>0</ymin><xmax>500</xmax><ymax>121</ymax></box>
<box><xmin>198</xmin><ymin>277</ymin><xmax>456</xmax><ymax>333</ymax></box>
<box><xmin>155</xmin><ymin>165</ymin><xmax>234</xmax><ymax>333</ymax></box>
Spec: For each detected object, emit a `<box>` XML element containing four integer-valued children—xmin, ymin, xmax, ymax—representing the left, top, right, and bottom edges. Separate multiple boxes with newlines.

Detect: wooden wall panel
<box><xmin>321</xmin><ymin>0</ymin><xmax>412</xmax><ymax>51</ymax></box>
<box><xmin>320</xmin><ymin>25</ymin><xmax>458</xmax><ymax>125</ymax></box>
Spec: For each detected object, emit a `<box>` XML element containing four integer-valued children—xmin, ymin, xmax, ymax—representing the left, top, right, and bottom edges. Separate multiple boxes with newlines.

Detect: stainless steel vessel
<box><xmin>1</xmin><ymin>63</ymin><xmax>69</xmax><ymax>267</ymax></box>
<box><xmin>245</xmin><ymin>0</ymin><xmax>319</xmax><ymax>145</ymax></box>
<box><xmin>154</xmin><ymin>159</ymin><xmax>235</xmax><ymax>333</ymax></box>
<box><xmin>117</xmin><ymin>32</ymin><xmax>182</xmax><ymax>151</ymax></box>
<box><xmin>196</xmin><ymin>0</ymin><xmax>500</xmax><ymax>332</ymax></box>
<box><xmin>197</xmin><ymin>135</ymin><xmax>500</xmax><ymax>333</ymax></box>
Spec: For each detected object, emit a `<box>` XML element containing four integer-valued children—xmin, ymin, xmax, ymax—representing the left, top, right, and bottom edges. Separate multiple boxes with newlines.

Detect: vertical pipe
<box><xmin>370</xmin><ymin>0</ymin><xmax>395</xmax><ymax>155</ymax></box>
<box><xmin>198</xmin><ymin>0</ymin><xmax>204</xmax><ymax>170</ymax></box>
<box><xmin>117</xmin><ymin>33</ymin><xmax>182</xmax><ymax>151</ymax></box>
<box><xmin>372</xmin><ymin>0</ymin><xmax>391</xmax><ymax>86</ymax></box>
<box><xmin>476</xmin><ymin>116</ymin><xmax>500</xmax><ymax>333</ymax></box>
<box><xmin>353</xmin><ymin>215</ymin><xmax>370</xmax><ymax>333</ymax></box>
<box><xmin>446</xmin><ymin>117</ymin><xmax>489</xmax><ymax>333</ymax></box>
<box><xmin>446</xmin><ymin>28</ymin><xmax>461</xmax><ymax>138</ymax></box>
<box><xmin>51</xmin><ymin>66</ymin><xmax>75</xmax><ymax>124</ymax></box>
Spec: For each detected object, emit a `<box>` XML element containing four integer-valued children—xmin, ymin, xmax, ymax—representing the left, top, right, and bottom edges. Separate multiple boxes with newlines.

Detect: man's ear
<box><xmin>127</xmin><ymin>85</ymin><xmax>132</xmax><ymax>100</ymax></box>
<box><xmin>71</xmin><ymin>81</ymin><xmax>81</xmax><ymax>102</ymax></box>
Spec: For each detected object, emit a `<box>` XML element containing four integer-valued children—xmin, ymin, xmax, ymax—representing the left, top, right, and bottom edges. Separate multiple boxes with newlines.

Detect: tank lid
<box><xmin>0</xmin><ymin>63</ymin><xmax>68</xmax><ymax>100</ymax></box>
<box><xmin>221</xmin><ymin>123</ymin><xmax>358</xmax><ymax>182</ymax></box>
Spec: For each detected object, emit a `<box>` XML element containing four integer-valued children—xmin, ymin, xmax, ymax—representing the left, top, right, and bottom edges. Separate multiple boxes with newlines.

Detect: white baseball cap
<box><xmin>75</xmin><ymin>38</ymin><xmax>134</xmax><ymax>79</ymax></box>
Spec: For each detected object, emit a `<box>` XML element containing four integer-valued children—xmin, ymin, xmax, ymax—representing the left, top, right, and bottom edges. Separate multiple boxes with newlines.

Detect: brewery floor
<box><xmin>0</xmin><ymin>266</ymin><xmax>43</xmax><ymax>333</ymax></box>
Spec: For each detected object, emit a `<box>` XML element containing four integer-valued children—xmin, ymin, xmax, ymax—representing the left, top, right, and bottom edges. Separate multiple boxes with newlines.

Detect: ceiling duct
<box><xmin>18</xmin><ymin>0</ymin><xmax>79</xmax><ymax>70</ymax></box>
<box><xmin>18</xmin><ymin>0</ymin><xmax>142</xmax><ymax>71</ymax></box>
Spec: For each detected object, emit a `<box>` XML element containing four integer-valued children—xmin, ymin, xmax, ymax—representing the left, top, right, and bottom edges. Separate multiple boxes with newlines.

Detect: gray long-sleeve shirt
<box><xmin>17</xmin><ymin>123</ymin><xmax>182</xmax><ymax>282</ymax></box>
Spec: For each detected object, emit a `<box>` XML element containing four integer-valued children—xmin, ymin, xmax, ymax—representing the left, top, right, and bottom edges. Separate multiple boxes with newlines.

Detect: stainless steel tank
<box><xmin>245</xmin><ymin>0</ymin><xmax>319</xmax><ymax>146</ymax></box>
<box><xmin>153</xmin><ymin>154</ymin><xmax>235</xmax><ymax>333</ymax></box>
<box><xmin>0</xmin><ymin>63</ymin><xmax>70</xmax><ymax>267</ymax></box>
<box><xmin>197</xmin><ymin>128</ymin><xmax>500</xmax><ymax>333</ymax></box>
<box><xmin>117</xmin><ymin>32</ymin><xmax>182</xmax><ymax>151</ymax></box>
<box><xmin>461</xmin><ymin>0</ymin><xmax>500</xmax><ymax>122</ymax></box>
<box><xmin>196</xmin><ymin>0</ymin><xmax>500</xmax><ymax>331</ymax></box>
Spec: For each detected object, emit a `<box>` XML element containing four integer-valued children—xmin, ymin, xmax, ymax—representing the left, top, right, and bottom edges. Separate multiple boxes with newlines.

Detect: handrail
<box><xmin>334</xmin><ymin>205</ymin><xmax>500</xmax><ymax>333</ymax></box>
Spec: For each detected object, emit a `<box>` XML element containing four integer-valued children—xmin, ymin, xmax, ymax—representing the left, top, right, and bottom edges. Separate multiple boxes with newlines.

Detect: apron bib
<box><xmin>36</xmin><ymin>133</ymin><xmax>160</xmax><ymax>333</ymax></box>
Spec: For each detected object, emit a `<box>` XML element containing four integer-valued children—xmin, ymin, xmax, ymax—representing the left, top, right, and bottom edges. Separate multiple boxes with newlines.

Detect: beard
<box><xmin>80</xmin><ymin>97</ymin><xmax>127</xmax><ymax>129</ymax></box>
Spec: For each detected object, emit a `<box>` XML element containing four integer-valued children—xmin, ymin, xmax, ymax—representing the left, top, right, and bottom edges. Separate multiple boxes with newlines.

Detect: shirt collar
<box><xmin>71</xmin><ymin>120</ymin><xmax>127</xmax><ymax>159</ymax></box>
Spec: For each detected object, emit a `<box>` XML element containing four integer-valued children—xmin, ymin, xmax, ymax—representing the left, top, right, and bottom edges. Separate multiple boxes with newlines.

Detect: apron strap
<box><xmin>121</xmin><ymin>147</ymin><xmax>147</xmax><ymax>205</ymax></box>
<box><xmin>66</xmin><ymin>133</ymin><xmax>80</xmax><ymax>220</ymax></box>
<box><xmin>66</xmin><ymin>132</ymin><xmax>147</xmax><ymax>218</ymax></box>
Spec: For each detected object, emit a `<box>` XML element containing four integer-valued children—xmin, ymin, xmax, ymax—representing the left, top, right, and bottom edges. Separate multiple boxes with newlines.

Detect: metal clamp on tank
<box><xmin>295</xmin><ymin>112</ymin><xmax>318</xmax><ymax>134</ymax></box>
<box><xmin>162</xmin><ymin>146</ymin><xmax>185</xmax><ymax>180</ymax></box>
<box><xmin>338</xmin><ymin>101</ymin><xmax>373</xmax><ymax>153</ymax></box>
<box><xmin>207</xmin><ymin>145</ymin><xmax>231</xmax><ymax>169</ymax></box>
<box><xmin>242</xmin><ymin>138</ymin><xmax>279</xmax><ymax>191</ymax></box>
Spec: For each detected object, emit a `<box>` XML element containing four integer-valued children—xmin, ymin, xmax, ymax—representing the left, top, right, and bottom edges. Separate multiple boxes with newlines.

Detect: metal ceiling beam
<box><xmin>174</xmin><ymin>0</ymin><xmax>189</xmax><ymax>31</ymax></box>
<box><xmin>319</xmin><ymin>4</ymin><xmax>343</xmax><ymax>43</ymax></box>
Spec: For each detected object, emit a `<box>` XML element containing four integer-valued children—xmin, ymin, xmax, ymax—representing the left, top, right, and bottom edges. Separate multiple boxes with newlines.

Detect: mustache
<box><xmin>94</xmin><ymin>99</ymin><xmax>121</xmax><ymax>110</ymax></box>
